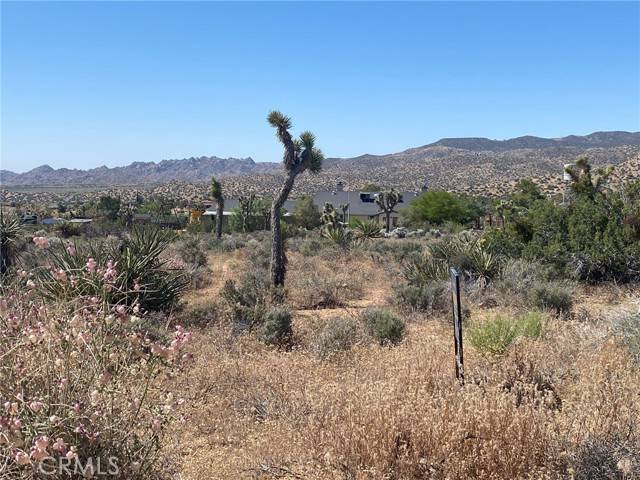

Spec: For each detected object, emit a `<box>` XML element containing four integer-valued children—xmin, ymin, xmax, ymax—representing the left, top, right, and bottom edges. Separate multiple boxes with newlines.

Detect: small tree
<box><xmin>210</xmin><ymin>177</ymin><xmax>224</xmax><ymax>239</ymax></box>
<box><xmin>293</xmin><ymin>195</ymin><xmax>321</xmax><ymax>230</ymax></box>
<box><xmin>375</xmin><ymin>189</ymin><xmax>401</xmax><ymax>233</ymax></box>
<box><xmin>238</xmin><ymin>194</ymin><xmax>255</xmax><ymax>233</ymax></box>
<box><xmin>565</xmin><ymin>156</ymin><xmax>612</xmax><ymax>200</ymax></box>
<box><xmin>267</xmin><ymin>111</ymin><xmax>324</xmax><ymax>288</ymax></box>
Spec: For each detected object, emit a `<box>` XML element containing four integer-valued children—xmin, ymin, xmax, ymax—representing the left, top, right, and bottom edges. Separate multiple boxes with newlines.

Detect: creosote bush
<box><xmin>528</xmin><ymin>282</ymin><xmax>573</xmax><ymax>315</ymax></box>
<box><xmin>394</xmin><ymin>282</ymin><xmax>449</xmax><ymax>313</ymax></box>
<box><xmin>363</xmin><ymin>308</ymin><xmax>405</xmax><ymax>345</ymax></box>
<box><xmin>313</xmin><ymin>317</ymin><xmax>358</xmax><ymax>359</ymax></box>
<box><xmin>259</xmin><ymin>307</ymin><xmax>293</xmax><ymax>346</ymax></box>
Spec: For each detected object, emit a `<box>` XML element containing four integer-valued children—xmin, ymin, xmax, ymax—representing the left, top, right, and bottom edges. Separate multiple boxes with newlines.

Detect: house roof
<box><xmin>203</xmin><ymin>191</ymin><xmax>418</xmax><ymax>218</ymax></box>
<box><xmin>312</xmin><ymin>191</ymin><xmax>417</xmax><ymax>216</ymax></box>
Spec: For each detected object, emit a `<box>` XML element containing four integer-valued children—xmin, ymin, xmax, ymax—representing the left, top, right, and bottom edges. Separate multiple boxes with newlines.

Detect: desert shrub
<box><xmin>174</xmin><ymin>300</ymin><xmax>220</xmax><ymax>328</ymax></box>
<box><xmin>289</xmin><ymin>266</ymin><xmax>362</xmax><ymax>310</ymax></box>
<box><xmin>220</xmin><ymin>269</ymin><xmax>270</xmax><ymax>332</ymax></box>
<box><xmin>0</xmin><ymin>290</ymin><xmax>192</xmax><ymax>478</ymax></box>
<box><xmin>206</xmin><ymin>234</ymin><xmax>245</xmax><ymax>252</ymax></box>
<box><xmin>313</xmin><ymin>317</ymin><xmax>358</xmax><ymax>359</ymax></box>
<box><xmin>295</xmin><ymin>237</ymin><xmax>328</xmax><ymax>257</ymax></box>
<box><xmin>428</xmin><ymin>233</ymin><xmax>502</xmax><ymax>283</ymax></box>
<box><xmin>366</xmin><ymin>240</ymin><xmax>423</xmax><ymax>264</ymax></box>
<box><xmin>259</xmin><ymin>307</ymin><xmax>293</xmax><ymax>346</ymax></box>
<box><xmin>363</xmin><ymin>309</ymin><xmax>405</xmax><ymax>345</ymax></box>
<box><xmin>394</xmin><ymin>282</ymin><xmax>449</xmax><ymax>313</ymax></box>
<box><xmin>517</xmin><ymin>311</ymin><xmax>544</xmax><ymax>339</ymax></box>
<box><xmin>245</xmin><ymin>237</ymin><xmax>272</xmax><ymax>271</ymax></box>
<box><xmin>54</xmin><ymin>222</ymin><xmax>82</xmax><ymax>238</ymax></box>
<box><xmin>614</xmin><ymin>313</ymin><xmax>640</xmax><ymax>364</ymax></box>
<box><xmin>179</xmin><ymin>235</ymin><xmax>207</xmax><ymax>267</ymax></box>
<box><xmin>495</xmin><ymin>258</ymin><xmax>550</xmax><ymax>299</ymax></box>
<box><xmin>569</xmin><ymin>435</ymin><xmax>640</xmax><ymax>480</ymax></box>
<box><xmin>31</xmin><ymin>228</ymin><xmax>188</xmax><ymax>312</ymax></box>
<box><xmin>469</xmin><ymin>316</ymin><xmax>520</xmax><ymax>356</ymax></box>
<box><xmin>185</xmin><ymin>264</ymin><xmax>211</xmax><ymax>290</ymax></box>
<box><xmin>528</xmin><ymin>282</ymin><xmax>573</xmax><ymax>315</ymax></box>
<box><xmin>469</xmin><ymin>312</ymin><xmax>545</xmax><ymax>356</ymax></box>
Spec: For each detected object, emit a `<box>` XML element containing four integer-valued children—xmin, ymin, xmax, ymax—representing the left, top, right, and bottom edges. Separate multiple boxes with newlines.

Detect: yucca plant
<box><xmin>352</xmin><ymin>218</ymin><xmax>382</xmax><ymax>240</ymax></box>
<box><xmin>0</xmin><ymin>211</ymin><xmax>22</xmax><ymax>275</ymax></box>
<box><xmin>402</xmin><ymin>252</ymin><xmax>449</xmax><ymax>286</ymax></box>
<box><xmin>34</xmin><ymin>227</ymin><xmax>188</xmax><ymax>311</ymax></box>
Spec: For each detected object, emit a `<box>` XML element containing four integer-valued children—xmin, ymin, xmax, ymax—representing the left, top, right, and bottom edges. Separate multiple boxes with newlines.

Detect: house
<box><xmin>201</xmin><ymin>183</ymin><xmax>419</xmax><ymax>229</ymax></box>
<box><xmin>312</xmin><ymin>185</ymin><xmax>417</xmax><ymax>227</ymax></box>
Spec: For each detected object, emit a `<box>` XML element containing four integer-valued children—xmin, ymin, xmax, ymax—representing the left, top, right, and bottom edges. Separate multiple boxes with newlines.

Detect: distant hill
<box><xmin>1</xmin><ymin>131</ymin><xmax>638</xmax><ymax>189</ymax></box>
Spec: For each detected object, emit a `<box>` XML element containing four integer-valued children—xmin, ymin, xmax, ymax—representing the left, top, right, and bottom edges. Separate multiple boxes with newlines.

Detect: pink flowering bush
<box><xmin>30</xmin><ymin>228</ymin><xmax>188</xmax><ymax>312</ymax></box>
<box><xmin>0</xmin><ymin>289</ymin><xmax>193</xmax><ymax>478</ymax></box>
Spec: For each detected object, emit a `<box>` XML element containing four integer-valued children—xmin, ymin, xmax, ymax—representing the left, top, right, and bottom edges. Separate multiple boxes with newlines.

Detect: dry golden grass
<box><xmin>166</xmin><ymin>249</ymin><xmax>640</xmax><ymax>479</ymax></box>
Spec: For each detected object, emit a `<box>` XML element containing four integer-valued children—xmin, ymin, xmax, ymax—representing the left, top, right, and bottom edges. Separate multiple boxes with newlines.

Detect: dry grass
<box><xmin>167</xmin><ymin>248</ymin><xmax>640</xmax><ymax>479</ymax></box>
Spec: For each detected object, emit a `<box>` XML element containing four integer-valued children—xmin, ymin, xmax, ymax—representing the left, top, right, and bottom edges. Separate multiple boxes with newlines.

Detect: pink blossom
<box><xmin>52</xmin><ymin>438</ymin><xmax>67</xmax><ymax>453</ymax></box>
<box><xmin>59</xmin><ymin>378</ymin><xmax>69</xmax><ymax>390</ymax></box>
<box><xmin>103</xmin><ymin>260</ymin><xmax>117</xmax><ymax>280</ymax></box>
<box><xmin>29</xmin><ymin>400</ymin><xmax>44</xmax><ymax>413</ymax></box>
<box><xmin>32</xmin><ymin>236</ymin><xmax>49</xmax><ymax>249</ymax></box>
<box><xmin>34</xmin><ymin>436</ymin><xmax>49</xmax><ymax>450</ymax></box>
<box><xmin>26</xmin><ymin>280</ymin><xmax>36</xmax><ymax>289</ymax></box>
<box><xmin>49</xmin><ymin>415</ymin><xmax>61</xmax><ymax>425</ymax></box>
<box><xmin>66</xmin><ymin>244</ymin><xmax>76</xmax><ymax>256</ymax></box>
<box><xmin>85</xmin><ymin>258</ymin><xmax>97</xmax><ymax>273</ymax></box>
<box><xmin>65</xmin><ymin>447</ymin><xmax>78</xmax><ymax>460</ymax></box>
<box><xmin>52</xmin><ymin>269</ymin><xmax>67</xmax><ymax>282</ymax></box>
<box><xmin>14</xmin><ymin>450</ymin><xmax>30</xmax><ymax>465</ymax></box>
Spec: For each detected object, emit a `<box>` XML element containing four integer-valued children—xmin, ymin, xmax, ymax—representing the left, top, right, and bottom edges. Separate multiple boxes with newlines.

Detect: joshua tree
<box><xmin>564</xmin><ymin>156</ymin><xmax>612</xmax><ymax>200</ymax></box>
<box><xmin>210</xmin><ymin>176</ymin><xmax>224</xmax><ymax>239</ymax></box>
<box><xmin>375</xmin><ymin>189</ymin><xmax>401</xmax><ymax>233</ymax></box>
<box><xmin>267</xmin><ymin>110</ymin><xmax>324</xmax><ymax>288</ymax></box>
<box><xmin>321</xmin><ymin>203</ymin><xmax>352</xmax><ymax>248</ymax></box>
<box><xmin>238</xmin><ymin>194</ymin><xmax>255</xmax><ymax>233</ymax></box>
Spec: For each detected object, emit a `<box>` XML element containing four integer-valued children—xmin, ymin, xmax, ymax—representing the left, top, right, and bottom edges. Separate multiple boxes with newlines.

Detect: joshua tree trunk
<box><xmin>215</xmin><ymin>198</ymin><xmax>224</xmax><ymax>239</ymax></box>
<box><xmin>271</xmin><ymin>172</ymin><xmax>296</xmax><ymax>288</ymax></box>
<box><xmin>385</xmin><ymin>212</ymin><xmax>391</xmax><ymax>233</ymax></box>
<box><xmin>267</xmin><ymin>110</ymin><xmax>324</xmax><ymax>291</ymax></box>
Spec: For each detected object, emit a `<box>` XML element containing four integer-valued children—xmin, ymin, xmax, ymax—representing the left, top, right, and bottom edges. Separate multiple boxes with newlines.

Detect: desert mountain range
<box><xmin>2</xmin><ymin>132</ymin><xmax>639</xmax><ymax>197</ymax></box>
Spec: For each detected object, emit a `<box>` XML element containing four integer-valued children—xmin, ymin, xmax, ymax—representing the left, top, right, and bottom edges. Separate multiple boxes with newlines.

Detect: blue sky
<box><xmin>2</xmin><ymin>1</ymin><xmax>639</xmax><ymax>173</ymax></box>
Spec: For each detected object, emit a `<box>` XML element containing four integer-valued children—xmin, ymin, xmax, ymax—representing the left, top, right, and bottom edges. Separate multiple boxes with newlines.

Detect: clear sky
<box><xmin>1</xmin><ymin>1</ymin><xmax>639</xmax><ymax>173</ymax></box>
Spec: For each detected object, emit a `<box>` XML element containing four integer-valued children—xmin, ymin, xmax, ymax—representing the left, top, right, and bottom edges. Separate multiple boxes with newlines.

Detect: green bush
<box><xmin>314</xmin><ymin>317</ymin><xmax>358</xmax><ymax>359</ymax></box>
<box><xmin>528</xmin><ymin>282</ymin><xmax>573</xmax><ymax>315</ymax></box>
<box><xmin>174</xmin><ymin>300</ymin><xmax>220</xmax><ymax>328</ymax></box>
<box><xmin>394</xmin><ymin>283</ymin><xmax>449</xmax><ymax>313</ymax></box>
<box><xmin>259</xmin><ymin>307</ymin><xmax>293</xmax><ymax>346</ymax></box>
<box><xmin>402</xmin><ymin>190</ymin><xmax>483</xmax><ymax>226</ymax></box>
<box><xmin>363</xmin><ymin>309</ymin><xmax>406</xmax><ymax>345</ymax></box>
<box><xmin>614</xmin><ymin>313</ymin><xmax>640</xmax><ymax>364</ymax></box>
<box><xmin>517</xmin><ymin>311</ymin><xmax>544</xmax><ymax>339</ymax></box>
<box><xmin>220</xmin><ymin>269</ymin><xmax>270</xmax><ymax>333</ymax></box>
<box><xmin>468</xmin><ymin>315</ymin><xmax>519</xmax><ymax>356</ymax></box>
<box><xmin>179</xmin><ymin>235</ymin><xmax>208</xmax><ymax>267</ymax></box>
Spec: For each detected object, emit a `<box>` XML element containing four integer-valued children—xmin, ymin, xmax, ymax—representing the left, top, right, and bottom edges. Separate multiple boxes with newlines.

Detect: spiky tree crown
<box><xmin>210</xmin><ymin>177</ymin><xmax>223</xmax><ymax>201</ymax></box>
<box><xmin>267</xmin><ymin>111</ymin><xmax>324</xmax><ymax>174</ymax></box>
<box><xmin>375</xmin><ymin>189</ymin><xmax>401</xmax><ymax>212</ymax></box>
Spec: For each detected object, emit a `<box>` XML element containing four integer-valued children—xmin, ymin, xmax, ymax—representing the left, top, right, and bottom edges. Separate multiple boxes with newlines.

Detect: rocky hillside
<box><xmin>0</xmin><ymin>156</ymin><xmax>279</xmax><ymax>186</ymax></box>
<box><xmin>2</xmin><ymin>132</ymin><xmax>638</xmax><ymax>196</ymax></box>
